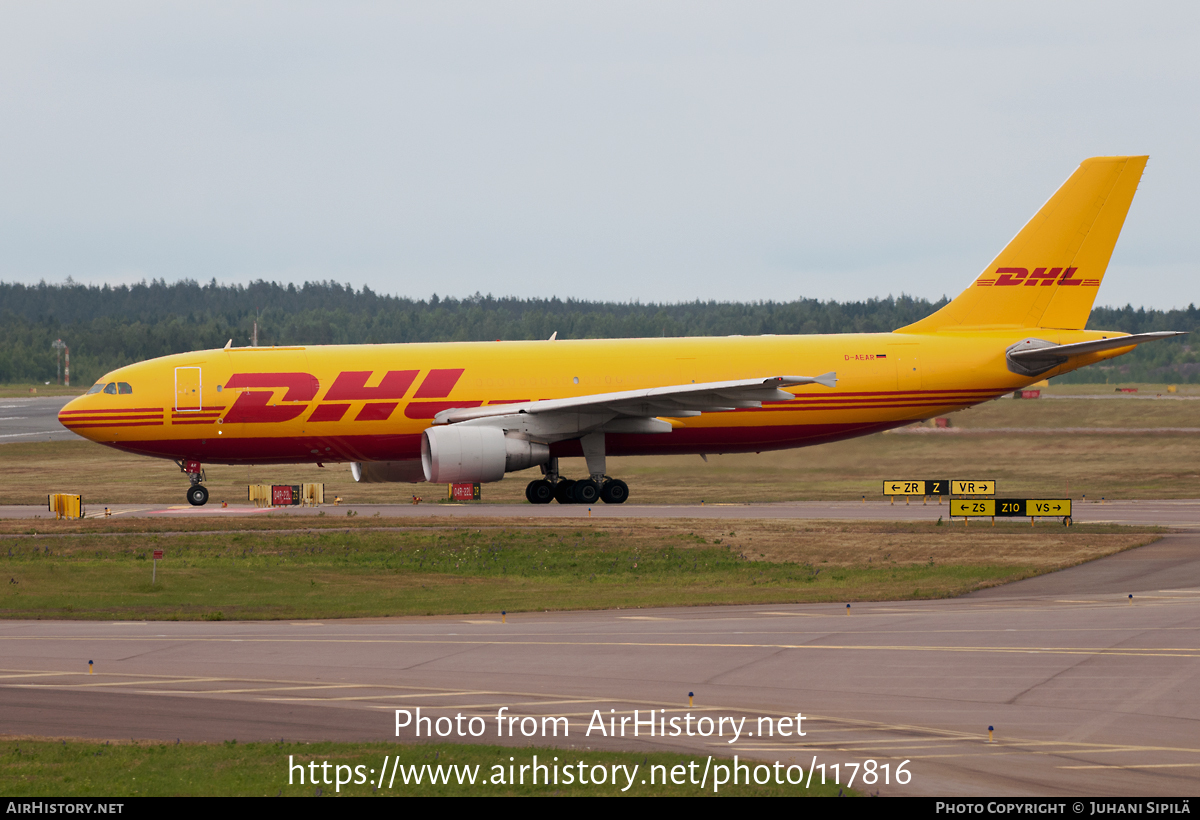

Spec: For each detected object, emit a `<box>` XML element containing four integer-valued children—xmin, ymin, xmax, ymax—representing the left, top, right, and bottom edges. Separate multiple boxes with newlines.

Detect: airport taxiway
<box><xmin>2</xmin><ymin>532</ymin><xmax>1199</xmax><ymax>796</ymax></box>
<box><xmin>0</xmin><ymin>396</ymin><xmax>74</xmax><ymax>442</ymax></box>
<box><xmin>2</xmin><ymin>498</ymin><xmax>1199</xmax><ymax>527</ymax></box>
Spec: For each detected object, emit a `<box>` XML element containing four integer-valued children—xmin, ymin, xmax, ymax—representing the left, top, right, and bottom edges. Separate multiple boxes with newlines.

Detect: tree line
<box><xmin>1</xmin><ymin>279</ymin><xmax>1196</xmax><ymax>385</ymax></box>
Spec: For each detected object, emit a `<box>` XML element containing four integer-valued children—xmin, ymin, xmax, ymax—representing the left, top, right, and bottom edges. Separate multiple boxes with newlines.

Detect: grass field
<box><xmin>0</xmin><ymin>384</ymin><xmax>85</xmax><ymax>399</ymax></box>
<box><xmin>0</xmin><ymin>519</ymin><xmax>1156</xmax><ymax>620</ymax></box>
<box><xmin>0</xmin><ymin>738</ymin><xmax>846</xmax><ymax>796</ymax></box>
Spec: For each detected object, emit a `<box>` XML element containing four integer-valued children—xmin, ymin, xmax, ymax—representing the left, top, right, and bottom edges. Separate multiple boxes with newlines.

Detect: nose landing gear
<box><xmin>177</xmin><ymin>458</ymin><xmax>209</xmax><ymax>506</ymax></box>
<box><xmin>187</xmin><ymin>484</ymin><xmax>209</xmax><ymax>506</ymax></box>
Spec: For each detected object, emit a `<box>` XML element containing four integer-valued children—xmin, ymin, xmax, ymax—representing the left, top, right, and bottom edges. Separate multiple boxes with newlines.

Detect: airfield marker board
<box><xmin>951</xmin><ymin>499</ymin><xmax>1071</xmax><ymax>517</ymax></box>
<box><xmin>882</xmin><ymin>480</ymin><xmax>948</xmax><ymax>496</ymax></box>
<box><xmin>952</xmin><ymin>480</ymin><xmax>996</xmax><ymax>495</ymax></box>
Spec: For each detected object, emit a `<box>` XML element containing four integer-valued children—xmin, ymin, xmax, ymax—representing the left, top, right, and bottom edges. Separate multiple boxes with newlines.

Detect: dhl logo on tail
<box><xmin>975</xmin><ymin>267</ymin><xmax>1100</xmax><ymax>287</ymax></box>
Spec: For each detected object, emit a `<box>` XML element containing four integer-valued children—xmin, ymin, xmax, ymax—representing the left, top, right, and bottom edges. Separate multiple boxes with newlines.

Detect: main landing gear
<box><xmin>524</xmin><ymin>476</ymin><xmax>628</xmax><ymax>505</ymax></box>
<box><xmin>176</xmin><ymin>458</ymin><xmax>208</xmax><ymax>506</ymax></box>
<box><xmin>525</xmin><ymin>475</ymin><xmax>628</xmax><ymax>506</ymax></box>
<box><xmin>524</xmin><ymin>439</ymin><xmax>630</xmax><ymax>505</ymax></box>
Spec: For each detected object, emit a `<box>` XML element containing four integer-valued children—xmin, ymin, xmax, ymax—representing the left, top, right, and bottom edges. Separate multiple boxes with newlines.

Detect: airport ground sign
<box><xmin>883</xmin><ymin>479</ymin><xmax>995</xmax><ymax>496</ymax></box>
<box><xmin>883</xmin><ymin>480</ymin><xmax>947</xmax><ymax>496</ymax></box>
<box><xmin>951</xmin><ymin>499</ymin><xmax>1072</xmax><ymax>517</ymax></box>
<box><xmin>952</xmin><ymin>480</ymin><xmax>995</xmax><ymax>495</ymax></box>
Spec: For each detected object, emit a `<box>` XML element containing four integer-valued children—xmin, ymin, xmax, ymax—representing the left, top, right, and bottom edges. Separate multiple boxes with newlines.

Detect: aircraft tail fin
<box><xmin>898</xmin><ymin>156</ymin><xmax>1148</xmax><ymax>333</ymax></box>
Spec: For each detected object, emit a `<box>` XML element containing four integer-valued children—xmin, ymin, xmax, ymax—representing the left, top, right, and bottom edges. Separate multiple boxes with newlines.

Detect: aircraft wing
<box><xmin>432</xmin><ymin>372</ymin><xmax>838</xmax><ymax>425</ymax></box>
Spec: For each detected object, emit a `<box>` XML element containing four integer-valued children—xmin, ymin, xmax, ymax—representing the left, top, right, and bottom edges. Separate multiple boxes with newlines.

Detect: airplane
<box><xmin>59</xmin><ymin>155</ymin><xmax>1185</xmax><ymax>507</ymax></box>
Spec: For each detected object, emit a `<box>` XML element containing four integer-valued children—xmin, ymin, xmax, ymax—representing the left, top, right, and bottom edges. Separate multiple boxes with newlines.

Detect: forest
<box><xmin>1</xmin><ymin>279</ymin><xmax>1196</xmax><ymax>386</ymax></box>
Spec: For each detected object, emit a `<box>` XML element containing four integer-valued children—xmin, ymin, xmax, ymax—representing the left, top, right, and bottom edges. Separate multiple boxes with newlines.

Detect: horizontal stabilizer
<box><xmin>1006</xmin><ymin>331</ymin><xmax>1186</xmax><ymax>376</ymax></box>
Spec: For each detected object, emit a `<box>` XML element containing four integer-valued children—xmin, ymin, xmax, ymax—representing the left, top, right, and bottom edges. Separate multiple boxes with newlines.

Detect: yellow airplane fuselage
<box><xmin>57</xmin><ymin>328</ymin><xmax>1124</xmax><ymax>467</ymax></box>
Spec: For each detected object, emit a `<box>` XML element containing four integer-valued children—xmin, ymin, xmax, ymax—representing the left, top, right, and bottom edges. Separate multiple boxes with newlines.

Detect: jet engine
<box><xmin>421</xmin><ymin>425</ymin><xmax>549</xmax><ymax>483</ymax></box>
<box><xmin>350</xmin><ymin>460</ymin><xmax>426</xmax><ymax>483</ymax></box>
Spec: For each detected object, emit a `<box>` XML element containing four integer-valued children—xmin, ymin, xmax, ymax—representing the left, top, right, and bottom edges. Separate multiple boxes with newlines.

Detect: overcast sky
<box><xmin>0</xmin><ymin>2</ymin><xmax>1196</xmax><ymax>309</ymax></box>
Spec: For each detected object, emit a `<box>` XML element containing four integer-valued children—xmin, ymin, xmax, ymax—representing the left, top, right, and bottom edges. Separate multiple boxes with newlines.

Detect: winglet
<box><xmin>813</xmin><ymin>371</ymin><xmax>838</xmax><ymax>388</ymax></box>
<box><xmin>224</xmin><ymin>339</ymin><xmax>232</xmax><ymax>350</ymax></box>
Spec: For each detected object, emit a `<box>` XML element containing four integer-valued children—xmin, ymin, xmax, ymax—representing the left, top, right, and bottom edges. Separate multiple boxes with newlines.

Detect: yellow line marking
<box><xmin>4</xmin><ymin>635</ymin><xmax>1195</xmax><ymax>658</ymax></box>
<box><xmin>0</xmin><ymin>672</ymin><xmax>78</xmax><ymax>680</ymax></box>
<box><xmin>179</xmin><ymin>683</ymin><xmax>368</xmax><ymax>695</ymax></box>
<box><xmin>618</xmin><ymin>616</ymin><xmax>677</xmax><ymax>621</ymax></box>
<box><xmin>7</xmin><ymin>677</ymin><xmax>227</xmax><ymax>690</ymax></box>
<box><xmin>1059</xmin><ymin>763</ymin><xmax>1200</xmax><ymax>770</ymax></box>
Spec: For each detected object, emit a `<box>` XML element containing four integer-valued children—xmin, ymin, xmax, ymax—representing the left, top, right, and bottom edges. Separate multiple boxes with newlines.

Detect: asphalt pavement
<box><xmin>0</xmin><ymin>396</ymin><xmax>74</xmax><ymax>442</ymax></box>
<box><xmin>2</xmin><ymin>532</ymin><xmax>1199</xmax><ymax>796</ymax></box>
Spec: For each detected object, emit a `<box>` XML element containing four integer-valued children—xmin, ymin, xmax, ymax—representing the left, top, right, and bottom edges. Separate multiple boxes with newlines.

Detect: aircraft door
<box><xmin>888</xmin><ymin>345</ymin><xmax>921</xmax><ymax>391</ymax></box>
<box><xmin>175</xmin><ymin>367</ymin><xmax>202</xmax><ymax>411</ymax></box>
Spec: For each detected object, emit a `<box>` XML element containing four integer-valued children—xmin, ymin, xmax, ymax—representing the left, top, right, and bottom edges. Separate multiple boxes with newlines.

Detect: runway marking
<box><xmin>4</xmin><ymin>635</ymin><xmax>1197</xmax><ymax>658</ymax></box>
<box><xmin>1059</xmin><ymin>763</ymin><xmax>1200</xmax><ymax>769</ymax></box>
<box><xmin>7</xmin><ymin>677</ymin><xmax>228</xmax><ymax>690</ymax></box>
<box><xmin>268</xmin><ymin>695</ymin><xmax>608</xmax><ymax>706</ymax></box>
<box><xmin>85</xmin><ymin>508</ymin><xmax>156</xmax><ymax>519</ymax></box>
<box><xmin>165</xmin><ymin>683</ymin><xmax>369</xmax><ymax>695</ymax></box>
<box><xmin>0</xmin><ymin>672</ymin><xmax>79</xmax><ymax>681</ymax></box>
<box><xmin>619</xmin><ymin>616</ymin><xmax>677</xmax><ymax>621</ymax></box>
<box><xmin>255</xmin><ymin>689</ymin><xmax>503</xmax><ymax>701</ymax></box>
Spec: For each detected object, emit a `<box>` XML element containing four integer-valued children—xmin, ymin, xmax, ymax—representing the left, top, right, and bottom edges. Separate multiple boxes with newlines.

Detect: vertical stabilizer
<box><xmin>898</xmin><ymin>156</ymin><xmax>1147</xmax><ymax>333</ymax></box>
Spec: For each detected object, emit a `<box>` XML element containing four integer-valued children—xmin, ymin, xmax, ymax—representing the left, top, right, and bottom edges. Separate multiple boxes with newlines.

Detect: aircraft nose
<box><xmin>58</xmin><ymin>394</ymin><xmax>94</xmax><ymax>440</ymax></box>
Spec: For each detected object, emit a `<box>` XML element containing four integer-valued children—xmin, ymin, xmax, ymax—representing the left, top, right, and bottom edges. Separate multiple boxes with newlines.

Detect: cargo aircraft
<box><xmin>60</xmin><ymin>156</ymin><xmax>1184</xmax><ymax>506</ymax></box>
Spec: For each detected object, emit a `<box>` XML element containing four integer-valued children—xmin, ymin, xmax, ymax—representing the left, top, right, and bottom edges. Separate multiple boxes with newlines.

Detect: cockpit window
<box><xmin>86</xmin><ymin>383</ymin><xmax>104</xmax><ymax>395</ymax></box>
<box><xmin>102</xmin><ymin>383</ymin><xmax>117</xmax><ymax>395</ymax></box>
<box><xmin>117</xmin><ymin>382</ymin><xmax>133</xmax><ymax>394</ymax></box>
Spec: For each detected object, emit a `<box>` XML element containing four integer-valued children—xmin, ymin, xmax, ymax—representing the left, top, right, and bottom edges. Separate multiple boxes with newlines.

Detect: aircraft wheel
<box><xmin>600</xmin><ymin>479</ymin><xmax>629</xmax><ymax>504</ymax></box>
<box><xmin>187</xmin><ymin>485</ymin><xmax>209</xmax><ymax>507</ymax></box>
<box><xmin>554</xmin><ymin>479</ymin><xmax>576</xmax><ymax>504</ymax></box>
<box><xmin>573</xmin><ymin>479</ymin><xmax>600</xmax><ymax>505</ymax></box>
<box><xmin>527</xmin><ymin>479</ymin><xmax>554</xmax><ymax>505</ymax></box>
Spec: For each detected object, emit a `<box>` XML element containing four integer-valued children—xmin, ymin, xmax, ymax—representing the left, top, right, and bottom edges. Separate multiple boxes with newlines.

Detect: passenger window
<box><xmin>86</xmin><ymin>383</ymin><xmax>104</xmax><ymax>395</ymax></box>
<box><xmin>103</xmin><ymin>383</ymin><xmax>117</xmax><ymax>395</ymax></box>
<box><xmin>118</xmin><ymin>382</ymin><xmax>133</xmax><ymax>394</ymax></box>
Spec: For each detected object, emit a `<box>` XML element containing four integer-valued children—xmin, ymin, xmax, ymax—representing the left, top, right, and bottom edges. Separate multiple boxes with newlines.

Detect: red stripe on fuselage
<box><xmin>60</xmin><ymin>415</ymin><xmax>163</xmax><ymax>422</ymax></box>
<box><xmin>63</xmin><ymin>421</ymin><xmax>165</xmax><ymax>429</ymax></box>
<box><xmin>60</xmin><ymin>407</ymin><xmax>163</xmax><ymax>415</ymax></box>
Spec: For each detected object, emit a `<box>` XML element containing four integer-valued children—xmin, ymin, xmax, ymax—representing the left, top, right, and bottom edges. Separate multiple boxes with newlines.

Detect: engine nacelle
<box><xmin>421</xmin><ymin>425</ymin><xmax>549</xmax><ymax>483</ymax></box>
<box><xmin>350</xmin><ymin>460</ymin><xmax>426</xmax><ymax>483</ymax></box>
